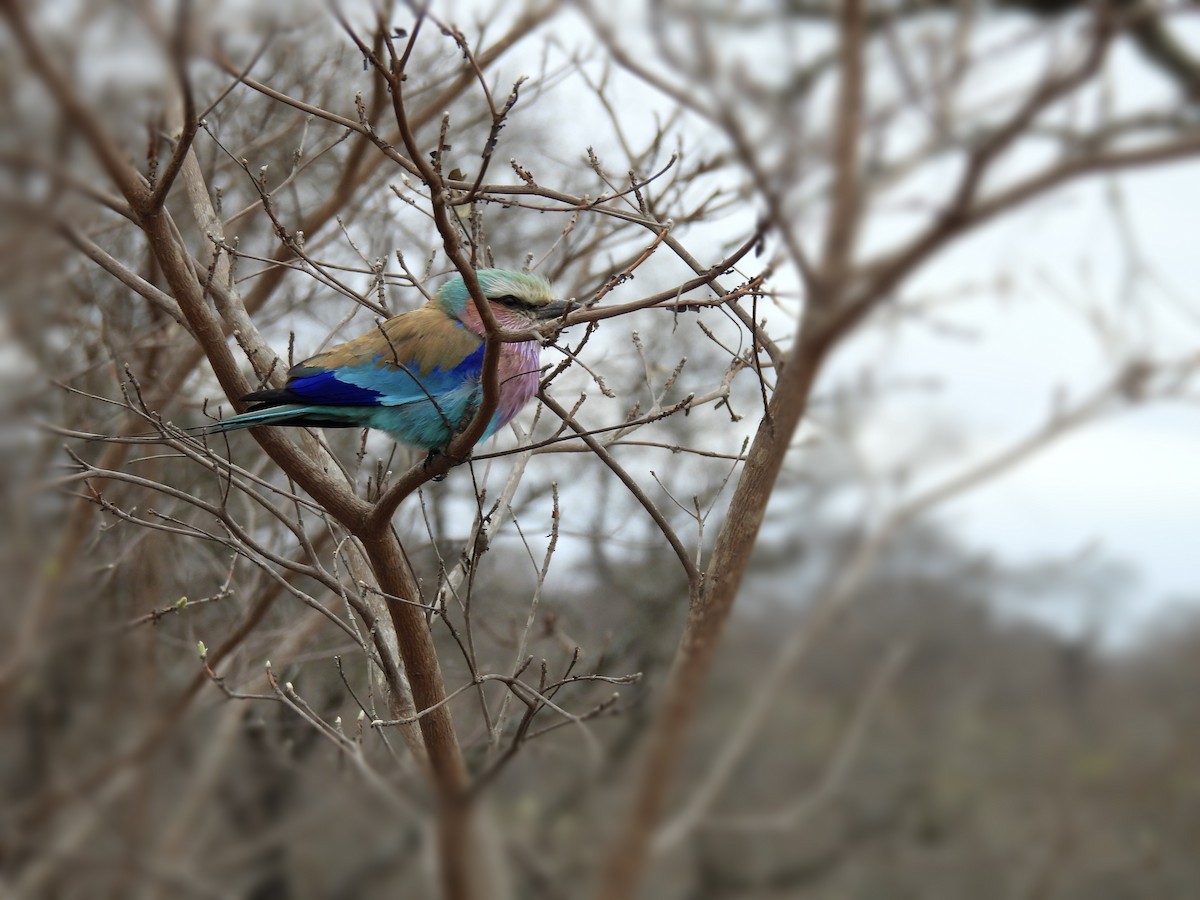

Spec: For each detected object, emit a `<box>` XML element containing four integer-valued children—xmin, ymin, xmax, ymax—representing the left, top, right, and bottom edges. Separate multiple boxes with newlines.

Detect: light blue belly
<box><xmin>365</xmin><ymin>385</ymin><xmax>503</xmax><ymax>449</ymax></box>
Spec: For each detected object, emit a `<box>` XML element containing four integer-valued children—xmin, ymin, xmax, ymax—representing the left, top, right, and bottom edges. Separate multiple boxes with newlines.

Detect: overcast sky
<box><xmin>831</xmin><ymin>152</ymin><xmax>1199</xmax><ymax>644</ymax></box>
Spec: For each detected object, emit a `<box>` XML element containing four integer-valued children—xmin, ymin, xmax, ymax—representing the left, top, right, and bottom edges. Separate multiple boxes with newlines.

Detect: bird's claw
<box><xmin>423</xmin><ymin>447</ymin><xmax>468</xmax><ymax>481</ymax></box>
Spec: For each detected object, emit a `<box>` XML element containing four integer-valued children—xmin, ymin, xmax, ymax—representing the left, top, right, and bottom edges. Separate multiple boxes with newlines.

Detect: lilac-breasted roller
<box><xmin>200</xmin><ymin>269</ymin><xmax>567</xmax><ymax>450</ymax></box>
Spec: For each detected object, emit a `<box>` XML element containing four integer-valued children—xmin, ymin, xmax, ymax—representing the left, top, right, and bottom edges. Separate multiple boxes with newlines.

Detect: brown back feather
<box><xmin>294</xmin><ymin>306</ymin><xmax>481</xmax><ymax>377</ymax></box>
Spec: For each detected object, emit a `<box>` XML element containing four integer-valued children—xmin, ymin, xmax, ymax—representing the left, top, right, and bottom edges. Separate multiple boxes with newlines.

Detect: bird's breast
<box><xmin>495</xmin><ymin>341</ymin><xmax>542</xmax><ymax>425</ymax></box>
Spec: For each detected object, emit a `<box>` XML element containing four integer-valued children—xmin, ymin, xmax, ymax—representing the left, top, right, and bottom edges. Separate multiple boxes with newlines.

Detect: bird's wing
<box><xmin>278</xmin><ymin>307</ymin><xmax>484</xmax><ymax>407</ymax></box>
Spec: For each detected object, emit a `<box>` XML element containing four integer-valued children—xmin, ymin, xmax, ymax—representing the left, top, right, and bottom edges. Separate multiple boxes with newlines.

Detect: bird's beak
<box><xmin>534</xmin><ymin>299</ymin><xmax>571</xmax><ymax>320</ymax></box>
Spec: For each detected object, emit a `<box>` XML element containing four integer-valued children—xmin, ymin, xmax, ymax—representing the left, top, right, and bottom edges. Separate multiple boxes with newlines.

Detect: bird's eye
<box><xmin>493</xmin><ymin>294</ymin><xmax>523</xmax><ymax>307</ymax></box>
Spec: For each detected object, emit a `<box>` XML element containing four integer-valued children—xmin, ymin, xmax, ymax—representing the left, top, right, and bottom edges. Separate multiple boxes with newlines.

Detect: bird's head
<box><xmin>434</xmin><ymin>269</ymin><xmax>569</xmax><ymax>334</ymax></box>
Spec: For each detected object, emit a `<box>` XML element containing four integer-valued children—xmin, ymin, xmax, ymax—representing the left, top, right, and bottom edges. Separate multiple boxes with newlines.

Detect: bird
<box><xmin>197</xmin><ymin>269</ymin><xmax>567</xmax><ymax>451</ymax></box>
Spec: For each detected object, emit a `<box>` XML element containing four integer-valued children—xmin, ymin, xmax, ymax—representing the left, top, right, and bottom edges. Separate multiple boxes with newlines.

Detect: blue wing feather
<box><xmin>334</xmin><ymin>343</ymin><xmax>485</xmax><ymax>406</ymax></box>
<box><xmin>284</xmin><ymin>370</ymin><xmax>385</xmax><ymax>405</ymax></box>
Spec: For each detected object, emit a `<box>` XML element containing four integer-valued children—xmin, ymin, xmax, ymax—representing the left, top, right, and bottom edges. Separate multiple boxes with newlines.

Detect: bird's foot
<box><xmin>423</xmin><ymin>447</ymin><xmax>469</xmax><ymax>481</ymax></box>
<box><xmin>422</xmin><ymin>449</ymin><xmax>447</xmax><ymax>481</ymax></box>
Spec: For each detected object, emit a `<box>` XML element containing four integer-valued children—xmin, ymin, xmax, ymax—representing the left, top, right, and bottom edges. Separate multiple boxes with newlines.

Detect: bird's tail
<box><xmin>72</xmin><ymin>403</ymin><xmax>364</xmax><ymax>445</ymax></box>
<box><xmin>190</xmin><ymin>403</ymin><xmax>363</xmax><ymax>435</ymax></box>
